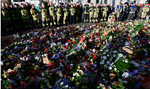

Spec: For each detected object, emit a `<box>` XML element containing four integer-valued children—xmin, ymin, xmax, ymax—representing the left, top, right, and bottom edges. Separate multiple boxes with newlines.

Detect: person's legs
<box><xmin>63</xmin><ymin>15</ymin><xmax>66</xmax><ymax>25</ymax></box>
<box><xmin>42</xmin><ymin>18</ymin><xmax>46</xmax><ymax>27</ymax></box>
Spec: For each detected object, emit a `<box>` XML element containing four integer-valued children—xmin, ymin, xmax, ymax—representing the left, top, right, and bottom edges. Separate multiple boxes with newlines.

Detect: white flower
<box><xmin>114</xmin><ymin>68</ymin><xmax>117</xmax><ymax>71</ymax></box>
<box><xmin>59</xmin><ymin>72</ymin><xmax>63</xmax><ymax>77</ymax></box>
<box><xmin>64</xmin><ymin>85</ymin><xmax>69</xmax><ymax>88</ymax></box>
<box><xmin>113</xmin><ymin>54</ymin><xmax>116</xmax><ymax>58</ymax></box>
<box><xmin>7</xmin><ymin>69</ymin><xmax>12</xmax><ymax>73</ymax></box>
<box><xmin>118</xmin><ymin>53</ymin><xmax>123</xmax><ymax>58</ymax></box>
<box><xmin>122</xmin><ymin>72</ymin><xmax>130</xmax><ymax>78</ymax></box>
<box><xmin>113</xmin><ymin>50</ymin><xmax>117</xmax><ymax>54</ymax></box>
<box><xmin>60</xmin><ymin>82</ymin><xmax>64</xmax><ymax>86</ymax></box>
<box><xmin>100</xmin><ymin>61</ymin><xmax>104</xmax><ymax>65</ymax></box>
<box><xmin>77</xmin><ymin>70</ymin><xmax>84</xmax><ymax>75</ymax></box>
<box><xmin>101</xmin><ymin>73</ymin><xmax>104</xmax><ymax>77</ymax></box>
<box><xmin>103</xmin><ymin>56</ymin><xmax>107</xmax><ymax>60</ymax></box>
<box><xmin>4</xmin><ymin>75</ymin><xmax>7</xmax><ymax>78</ymax></box>
<box><xmin>107</xmin><ymin>61</ymin><xmax>110</xmax><ymax>64</ymax></box>
<box><xmin>108</xmin><ymin>66</ymin><xmax>112</xmax><ymax>70</ymax></box>
<box><xmin>123</xmin><ymin>81</ymin><xmax>128</xmax><ymax>84</ymax></box>
<box><xmin>125</xmin><ymin>60</ymin><xmax>128</xmax><ymax>63</ymax></box>
<box><xmin>48</xmin><ymin>86</ymin><xmax>52</xmax><ymax>88</ymax></box>
<box><xmin>141</xmin><ymin>61</ymin><xmax>145</xmax><ymax>65</ymax></box>
<box><xmin>103</xmin><ymin>52</ymin><xmax>106</xmax><ymax>55</ymax></box>
<box><xmin>94</xmin><ymin>64</ymin><xmax>97</xmax><ymax>67</ymax></box>
<box><xmin>72</xmin><ymin>77</ymin><xmax>75</xmax><ymax>80</ymax></box>
<box><xmin>103</xmin><ymin>78</ymin><xmax>105</xmax><ymax>81</ymax></box>
<box><xmin>70</xmin><ymin>64</ymin><xmax>73</xmax><ymax>66</ymax></box>
<box><xmin>105</xmin><ymin>80</ymin><xmax>108</xmax><ymax>83</ymax></box>
<box><xmin>75</xmin><ymin>72</ymin><xmax>80</xmax><ymax>77</ymax></box>
<box><xmin>1</xmin><ymin>61</ymin><xmax>3</xmax><ymax>66</ymax></box>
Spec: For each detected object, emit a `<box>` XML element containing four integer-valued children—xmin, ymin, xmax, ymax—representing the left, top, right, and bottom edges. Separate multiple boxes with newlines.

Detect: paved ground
<box><xmin>1</xmin><ymin>22</ymin><xmax>97</xmax><ymax>49</ymax></box>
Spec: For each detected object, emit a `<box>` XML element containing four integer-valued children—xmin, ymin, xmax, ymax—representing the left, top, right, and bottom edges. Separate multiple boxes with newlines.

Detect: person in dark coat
<box><xmin>107</xmin><ymin>4</ymin><xmax>111</xmax><ymax>21</ymax></box>
<box><xmin>123</xmin><ymin>4</ymin><xmax>130</xmax><ymax>20</ymax></box>
<box><xmin>9</xmin><ymin>4</ymin><xmax>16</xmax><ymax>30</ymax></box>
<box><xmin>25</xmin><ymin>2</ymin><xmax>33</xmax><ymax>27</ymax></box>
<box><xmin>111</xmin><ymin>3</ymin><xmax>115</xmax><ymax>13</ymax></box>
<box><xmin>79</xmin><ymin>3</ymin><xmax>83</xmax><ymax>22</ymax></box>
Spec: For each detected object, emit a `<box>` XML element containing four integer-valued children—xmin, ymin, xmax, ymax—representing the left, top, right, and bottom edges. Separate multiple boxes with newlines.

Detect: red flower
<box><xmin>67</xmin><ymin>64</ymin><xmax>70</xmax><ymax>71</ymax></box>
<box><xmin>8</xmin><ymin>39</ymin><xmax>13</xmax><ymax>44</ymax></box>
<box><xmin>98</xmin><ymin>25</ymin><xmax>101</xmax><ymax>27</ymax></box>
<box><xmin>49</xmin><ymin>63</ymin><xmax>53</xmax><ymax>66</ymax></box>
<box><xmin>32</xmin><ymin>71</ymin><xmax>35</xmax><ymax>73</ymax></box>
<box><xmin>72</xmin><ymin>26</ymin><xmax>74</xmax><ymax>29</ymax></box>
<box><xmin>73</xmin><ymin>41</ymin><xmax>76</xmax><ymax>44</ymax></box>
<box><xmin>49</xmin><ymin>33</ymin><xmax>53</xmax><ymax>36</ymax></box>
<box><xmin>10</xmin><ymin>85</ymin><xmax>13</xmax><ymax>89</ymax></box>
<box><xmin>67</xmin><ymin>39</ymin><xmax>71</xmax><ymax>42</ymax></box>
<box><xmin>113</xmin><ymin>82</ymin><xmax>120</xmax><ymax>86</ymax></box>
<box><xmin>96</xmin><ymin>43</ymin><xmax>99</xmax><ymax>46</ymax></box>
<box><xmin>89</xmin><ymin>62</ymin><xmax>92</xmax><ymax>66</ymax></box>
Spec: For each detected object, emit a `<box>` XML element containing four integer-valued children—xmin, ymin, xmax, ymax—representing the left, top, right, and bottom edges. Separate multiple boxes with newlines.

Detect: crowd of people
<box><xmin>1</xmin><ymin>1</ymin><xmax>150</xmax><ymax>33</ymax></box>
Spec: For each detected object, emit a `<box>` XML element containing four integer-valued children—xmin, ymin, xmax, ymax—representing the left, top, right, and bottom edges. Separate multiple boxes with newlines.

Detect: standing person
<box><xmin>1</xmin><ymin>2</ymin><xmax>11</xmax><ymax>32</ymax></box>
<box><xmin>115</xmin><ymin>3</ymin><xmax>123</xmax><ymax>21</ymax></box>
<box><xmin>99</xmin><ymin>4</ymin><xmax>103</xmax><ymax>22</ymax></box>
<box><xmin>135</xmin><ymin>4</ymin><xmax>140</xmax><ymax>20</ymax></box>
<box><xmin>107</xmin><ymin>4</ymin><xmax>111</xmax><ymax>21</ymax></box>
<box><xmin>102</xmin><ymin>4</ymin><xmax>108</xmax><ymax>21</ymax></box>
<box><xmin>68</xmin><ymin>2</ymin><xmax>71</xmax><ymax>8</ymax></box>
<box><xmin>56</xmin><ymin>3</ymin><xmax>63</xmax><ymax>26</ymax></box>
<box><xmin>75</xmin><ymin>2</ymin><xmax>80</xmax><ymax>23</ymax></box>
<box><xmin>89</xmin><ymin>3</ymin><xmax>94</xmax><ymax>23</ymax></box>
<box><xmin>111</xmin><ymin>3</ymin><xmax>115</xmax><ymax>12</ymax></box>
<box><xmin>123</xmin><ymin>4</ymin><xmax>129</xmax><ymax>20</ymax></box>
<box><xmin>63</xmin><ymin>3</ymin><xmax>69</xmax><ymax>25</ymax></box>
<box><xmin>20</xmin><ymin>3</ymin><xmax>31</xmax><ymax>29</ymax></box>
<box><xmin>79</xmin><ymin>3</ymin><xmax>83</xmax><ymax>22</ymax></box>
<box><xmin>137</xmin><ymin>4</ymin><xmax>144</xmax><ymax>20</ymax></box>
<box><xmin>69</xmin><ymin>4</ymin><xmax>76</xmax><ymax>24</ymax></box>
<box><xmin>141</xmin><ymin>3</ymin><xmax>149</xmax><ymax>20</ymax></box>
<box><xmin>5</xmin><ymin>3</ymin><xmax>13</xmax><ymax>31</ymax></box>
<box><xmin>73</xmin><ymin>3</ymin><xmax>77</xmax><ymax>23</ymax></box>
<box><xmin>14</xmin><ymin>4</ymin><xmax>22</xmax><ymax>30</ymax></box>
<box><xmin>146</xmin><ymin>5</ymin><xmax>150</xmax><ymax>21</ymax></box>
<box><xmin>9</xmin><ymin>4</ymin><xmax>16</xmax><ymax>30</ymax></box>
<box><xmin>127</xmin><ymin>3</ymin><xmax>137</xmax><ymax>22</ymax></box>
<box><xmin>40</xmin><ymin>3</ymin><xmax>49</xmax><ymax>28</ymax></box>
<box><xmin>49</xmin><ymin>1</ymin><xmax>56</xmax><ymax>26</ymax></box>
<box><xmin>93</xmin><ymin>4</ymin><xmax>99</xmax><ymax>23</ymax></box>
<box><xmin>84</xmin><ymin>2</ymin><xmax>89</xmax><ymax>23</ymax></box>
<box><xmin>30</xmin><ymin>4</ymin><xmax>41</xmax><ymax>28</ymax></box>
<box><xmin>25</xmin><ymin>2</ymin><xmax>33</xmax><ymax>28</ymax></box>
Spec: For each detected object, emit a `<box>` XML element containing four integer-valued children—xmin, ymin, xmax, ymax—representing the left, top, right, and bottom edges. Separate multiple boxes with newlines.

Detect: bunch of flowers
<box><xmin>1</xmin><ymin>21</ymin><xmax>150</xmax><ymax>89</ymax></box>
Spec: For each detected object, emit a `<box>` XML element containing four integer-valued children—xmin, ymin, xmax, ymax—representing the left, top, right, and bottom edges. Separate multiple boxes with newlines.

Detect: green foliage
<box><xmin>115</xmin><ymin>57</ymin><xmax>130</xmax><ymax>73</ymax></box>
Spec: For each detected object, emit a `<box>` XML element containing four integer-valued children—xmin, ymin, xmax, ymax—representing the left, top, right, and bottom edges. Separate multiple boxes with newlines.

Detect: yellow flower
<box><xmin>128</xmin><ymin>55</ymin><xmax>132</xmax><ymax>58</ymax></box>
<box><xmin>8</xmin><ymin>55</ymin><xmax>13</xmax><ymax>58</ymax></box>
<box><xmin>76</xmin><ymin>82</ymin><xmax>79</xmax><ymax>85</ymax></box>
<box><xmin>78</xmin><ymin>66</ymin><xmax>80</xmax><ymax>69</ymax></box>
<box><xmin>145</xmin><ymin>65</ymin><xmax>148</xmax><ymax>67</ymax></box>
<box><xmin>82</xmin><ymin>86</ymin><xmax>84</xmax><ymax>88</ymax></box>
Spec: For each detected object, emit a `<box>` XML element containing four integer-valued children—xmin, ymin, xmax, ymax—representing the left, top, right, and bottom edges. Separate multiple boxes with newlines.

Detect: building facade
<box><xmin>72</xmin><ymin>0</ymin><xmax>147</xmax><ymax>5</ymax></box>
<box><xmin>2</xmin><ymin>0</ymin><xmax>148</xmax><ymax>7</ymax></box>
